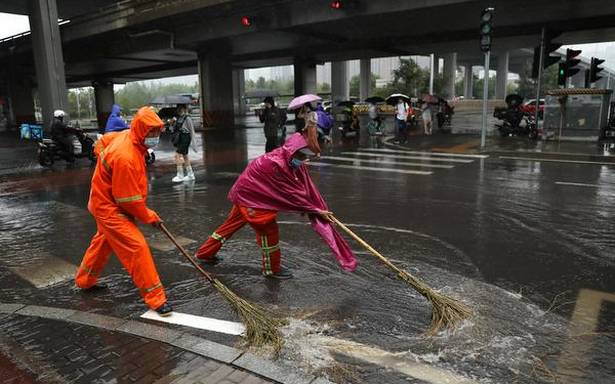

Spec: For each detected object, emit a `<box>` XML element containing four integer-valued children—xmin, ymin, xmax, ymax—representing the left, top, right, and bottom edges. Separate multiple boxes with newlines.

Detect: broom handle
<box><xmin>331</xmin><ymin>215</ymin><xmax>406</xmax><ymax>276</ymax></box>
<box><xmin>159</xmin><ymin>223</ymin><xmax>215</xmax><ymax>284</ymax></box>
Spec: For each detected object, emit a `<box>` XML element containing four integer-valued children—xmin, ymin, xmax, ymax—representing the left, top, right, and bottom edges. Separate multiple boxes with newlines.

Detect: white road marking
<box><xmin>555</xmin><ymin>181</ymin><xmax>601</xmax><ymax>188</ymax></box>
<box><xmin>311</xmin><ymin>162</ymin><xmax>433</xmax><ymax>175</ymax></box>
<box><xmin>141</xmin><ymin>310</ymin><xmax>246</xmax><ymax>336</ymax></box>
<box><xmin>500</xmin><ymin>156</ymin><xmax>615</xmax><ymax>166</ymax></box>
<box><xmin>320</xmin><ymin>156</ymin><xmax>454</xmax><ymax>169</ymax></box>
<box><xmin>300</xmin><ymin>333</ymin><xmax>479</xmax><ymax>384</ymax></box>
<box><xmin>359</xmin><ymin>148</ymin><xmax>489</xmax><ymax>159</ymax></box>
<box><xmin>8</xmin><ymin>256</ymin><xmax>77</xmax><ymax>288</ymax></box>
<box><xmin>341</xmin><ymin>152</ymin><xmax>474</xmax><ymax>164</ymax></box>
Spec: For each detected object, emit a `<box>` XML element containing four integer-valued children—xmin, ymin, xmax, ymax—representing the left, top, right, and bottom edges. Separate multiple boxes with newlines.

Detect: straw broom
<box><xmin>330</xmin><ymin>216</ymin><xmax>471</xmax><ymax>334</ymax></box>
<box><xmin>159</xmin><ymin>223</ymin><xmax>285</xmax><ymax>351</ymax></box>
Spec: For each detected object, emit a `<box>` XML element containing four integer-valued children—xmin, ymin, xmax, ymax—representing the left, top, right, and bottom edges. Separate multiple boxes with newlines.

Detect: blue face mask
<box><xmin>290</xmin><ymin>158</ymin><xmax>303</xmax><ymax>169</ymax></box>
<box><xmin>144</xmin><ymin>136</ymin><xmax>160</xmax><ymax>148</ymax></box>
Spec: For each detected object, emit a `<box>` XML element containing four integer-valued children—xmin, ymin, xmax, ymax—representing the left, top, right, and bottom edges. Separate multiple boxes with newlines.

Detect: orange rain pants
<box><xmin>75</xmin><ymin>107</ymin><xmax>166</xmax><ymax>310</ymax></box>
<box><xmin>195</xmin><ymin>205</ymin><xmax>281</xmax><ymax>275</ymax></box>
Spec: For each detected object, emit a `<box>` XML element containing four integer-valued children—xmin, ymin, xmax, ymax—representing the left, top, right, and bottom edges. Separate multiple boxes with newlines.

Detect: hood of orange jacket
<box><xmin>129</xmin><ymin>107</ymin><xmax>163</xmax><ymax>151</ymax></box>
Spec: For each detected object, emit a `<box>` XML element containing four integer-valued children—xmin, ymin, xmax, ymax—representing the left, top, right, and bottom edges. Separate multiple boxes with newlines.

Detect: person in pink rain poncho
<box><xmin>195</xmin><ymin>133</ymin><xmax>357</xmax><ymax>279</ymax></box>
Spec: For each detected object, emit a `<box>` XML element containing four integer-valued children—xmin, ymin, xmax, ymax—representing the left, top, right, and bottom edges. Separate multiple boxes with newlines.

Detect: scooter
<box><xmin>38</xmin><ymin>126</ymin><xmax>96</xmax><ymax>167</ymax></box>
<box><xmin>494</xmin><ymin>108</ymin><xmax>538</xmax><ymax>139</ymax></box>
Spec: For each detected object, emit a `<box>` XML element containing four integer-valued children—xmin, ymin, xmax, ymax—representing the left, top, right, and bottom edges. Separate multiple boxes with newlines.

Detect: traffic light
<box><xmin>240</xmin><ymin>16</ymin><xmax>252</xmax><ymax>27</ymax></box>
<box><xmin>564</xmin><ymin>48</ymin><xmax>582</xmax><ymax>78</ymax></box>
<box><xmin>558</xmin><ymin>63</ymin><xmax>566</xmax><ymax>86</ymax></box>
<box><xmin>479</xmin><ymin>8</ymin><xmax>494</xmax><ymax>53</ymax></box>
<box><xmin>330</xmin><ymin>0</ymin><xmax>343</xmax><ymax>9</ymax></box>
<box><xmin>589</xmin><ymin>57</ymin><xmax>605</xmax><ymax>83</ymax></box>
<box><xmin>531</xmin><ymin>31</ymin><xmax>561</xmax><ymax>79</ymax></box>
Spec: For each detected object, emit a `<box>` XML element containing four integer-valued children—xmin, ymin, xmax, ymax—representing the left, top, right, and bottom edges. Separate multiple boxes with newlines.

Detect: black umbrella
<box><xmin>337</xmin><ymin>100</ymin><xmax>355</xmax><ymax>108</ymax></box>
<box><xmin>365</xmin><ymin>96</ymin><xmax>385</xmax><ymax>104</ymax></box>
<box><xmin>150</xmin><ymin>95</ymin><xmax>192</xmax><ymax>105</ymax></box>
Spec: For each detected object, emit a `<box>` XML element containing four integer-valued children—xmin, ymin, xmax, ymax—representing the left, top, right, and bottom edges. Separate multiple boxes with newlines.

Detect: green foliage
<box><xmin>516</xmin><ymin>61</ymin><xmax>559</xmax><ymax>99</ymax></box>
<box><xmin>245</xmin><ymin>77</ymin><xmax>294</xmax><ymax>95</ymax></box>
<box><xmin>349</xmin><ymin>74</ymin><xmax>378</xmax><ymax>98</ymax></box>
<box><xmin>113</xmin><ymin>81</ymin><xmax>198</xmax><ymax>112</ymax></box>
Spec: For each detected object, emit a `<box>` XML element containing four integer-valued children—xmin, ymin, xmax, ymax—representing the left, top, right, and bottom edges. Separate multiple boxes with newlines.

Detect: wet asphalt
<box><xmin>0</xmin><ymin>120</ymin><xmax>614</xmax><ymax>383</ymax></box>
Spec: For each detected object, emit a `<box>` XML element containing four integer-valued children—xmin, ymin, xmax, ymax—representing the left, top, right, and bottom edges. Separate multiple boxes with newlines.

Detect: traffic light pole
<box><xmin>534</xmin><ymin>27</ymin><xmax>546</xmax><ymax>128</ymax></box>
<box><xmin>481</xmin><ymin>50</ymin><xmax>490</xmax><ymax>149</ymax></box>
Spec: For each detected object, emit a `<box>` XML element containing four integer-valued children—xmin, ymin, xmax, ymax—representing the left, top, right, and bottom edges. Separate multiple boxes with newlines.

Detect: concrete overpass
<box><xmin>3</xmin><ymin>0</ymin><xmax>615</xmax><ymax>129</ymax></box>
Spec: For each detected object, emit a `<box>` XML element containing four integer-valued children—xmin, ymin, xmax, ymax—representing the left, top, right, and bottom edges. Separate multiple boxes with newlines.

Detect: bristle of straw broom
<box><xmin>397</xmin><ymin>270</ymin><xmax>472</xmax><ymax>334</ymax></box>
<box><xmin>213</xmin><ymin>278</ymin><xmax>287</xmax><ymax>352</ymax></box>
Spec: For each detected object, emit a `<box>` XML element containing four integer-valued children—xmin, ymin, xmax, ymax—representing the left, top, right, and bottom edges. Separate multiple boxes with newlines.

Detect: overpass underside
<box><xmin>2</xmin><ymin>0</ymin><xmax>615</xmax><ymax>129</ymax></box>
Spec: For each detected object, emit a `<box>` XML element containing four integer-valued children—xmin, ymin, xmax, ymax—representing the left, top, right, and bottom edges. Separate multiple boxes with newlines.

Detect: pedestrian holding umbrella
<box><xmin>288</xmin><ymin>94</ymin><xmax>322</xmax><ymax>156</ymax></box>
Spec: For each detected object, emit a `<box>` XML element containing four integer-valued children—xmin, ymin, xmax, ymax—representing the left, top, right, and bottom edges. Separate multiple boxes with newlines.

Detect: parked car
<box><xmin>521</xmin><ymin>99</ymin><xmax>545</xmax><ymax>118</ymax></box>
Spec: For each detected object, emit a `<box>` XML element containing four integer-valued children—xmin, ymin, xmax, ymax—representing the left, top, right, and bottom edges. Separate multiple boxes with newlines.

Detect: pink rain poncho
<box><xmin>228</xmin><ymin>133</ymin><xmax>357</xmax><ymax>272</ymax></box>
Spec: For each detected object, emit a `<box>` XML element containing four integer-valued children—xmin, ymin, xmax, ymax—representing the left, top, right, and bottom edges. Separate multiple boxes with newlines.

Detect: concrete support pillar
<box><xmin>232</xmin><ymin>69</ymin><xmax>247</xmax><ymax>115</ymax></box>
<box><xmin>331</xmin><ymin>61</ymin><xmax>349</xmax><ymax>103</ymax></box>
<box><xmin>496</xmin><ymin>51</ymin><xmax>509</xmax><ymax>99</ymax></box>
<box><xmin>293</xmin><ymin>58</ymin><xmax>317</xmax><ymax>96</ymax></box>
<box><xmin>443</xmin><ymin>53</ymin><xmax>457</xmax><ymax>99</ymax></box>
<box><xmin>463</xmin><ymin>65</ymin><xmax>473</xmax><ymax>99</ymax></box>
<box><xmin>360</xmin><ymin>58</ymin><xmax>371</xmax><ymax>101</ymax></box>
<box><xmin>433</xmin><ymin>56</ymin><xmax>440</xmax><ymax>76</ymax></box>
<box><xmin>93</xmin><ymin>80</ymin><xmax>114</xmax><ymax>132</ymax></box>
<box><xmin>29</xmin><ymin>0</ymin><xmax>68</xmax><ymax>130</ymax></box>
<box><xmin>198</xmin><ymin>51</ymin><xmax>234</xmax><ymax>128</ymax></box>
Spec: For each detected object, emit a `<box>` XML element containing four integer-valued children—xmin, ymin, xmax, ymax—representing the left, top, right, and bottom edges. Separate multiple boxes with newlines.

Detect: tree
<box><xmin>517</xmin><ymin>61</ymin><xmax>559</xmax><ymax>99</ymax></box>
<box><xmin>349</xmin><ymin>73</ymin><xmax>378</xmax><ymax>98</ymax></box>
<box><xmin>255</xmin><ymin>76</ymin><xmax>267</xmax><ymax>89</ymax></box>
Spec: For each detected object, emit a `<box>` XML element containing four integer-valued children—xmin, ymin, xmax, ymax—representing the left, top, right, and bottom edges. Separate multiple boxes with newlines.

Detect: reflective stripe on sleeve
<box><xmin>115</xmin><ymin>195</ymin><xmax>143</xmax><ymax>203</ymax></box>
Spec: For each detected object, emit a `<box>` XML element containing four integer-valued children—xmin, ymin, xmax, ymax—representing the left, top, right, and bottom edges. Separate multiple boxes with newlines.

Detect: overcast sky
<box><xmin>2</xmin><ymin>11</ymin><xmax>614</xmax><ymax>87</ymax></box>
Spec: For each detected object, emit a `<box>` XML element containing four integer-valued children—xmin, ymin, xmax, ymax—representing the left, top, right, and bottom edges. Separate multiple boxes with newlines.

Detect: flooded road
<box><xmin>1</xmin><ymin>127</ymin><xmax>614</xmax><ymax>383</ymax></box>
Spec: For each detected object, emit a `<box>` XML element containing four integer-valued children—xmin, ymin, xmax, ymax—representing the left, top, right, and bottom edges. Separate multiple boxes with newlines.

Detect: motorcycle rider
<box><xmin>51</xmin><ymin>110</ymin><xmax>79</xmax><ymax>161</ymax></box>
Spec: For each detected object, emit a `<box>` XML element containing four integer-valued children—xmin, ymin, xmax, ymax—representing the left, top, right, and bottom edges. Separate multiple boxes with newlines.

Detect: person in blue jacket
<box><xmin>104</xmin><ymin>104</ymin><xmax>128</xmax><ymax>133</ymax></box>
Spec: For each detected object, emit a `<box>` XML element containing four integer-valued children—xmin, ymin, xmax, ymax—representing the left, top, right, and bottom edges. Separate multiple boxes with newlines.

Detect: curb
<box><xmin>0</xmin><ymin>302</ymin><xmax>331</xmax><ymax>384</ymax></box>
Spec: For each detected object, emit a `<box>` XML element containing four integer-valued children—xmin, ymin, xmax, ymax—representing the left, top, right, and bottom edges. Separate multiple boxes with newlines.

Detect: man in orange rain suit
<box><xmin>75</xmin><ymin>106</ymin><xmax>173</xmax><ymax>316</ymax></box>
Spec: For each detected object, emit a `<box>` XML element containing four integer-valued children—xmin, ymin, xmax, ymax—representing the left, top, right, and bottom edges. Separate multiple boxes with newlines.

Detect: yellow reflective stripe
<box><xmin>100</xmin><ymin>149</ymin><xmax>111</xmax><ymax>173</ymax></box>
<box><xmin>141</xmin><ymin>282</ymin><xmax>162</xmax><ymax>294</ymax></box>
<box><xmin>115</xmin><ymin>195</ymin><xmax>143</xmax><ymax>203</ymax></box>
<box><xmin>261</xmin><ymin>235</ymin><xmax>272</xmax><ymax>275</ymax></box>
<box><xmin>211</xmin><ymin>232</ymin><xmax>226</xmax><ymax>243</ymax></box>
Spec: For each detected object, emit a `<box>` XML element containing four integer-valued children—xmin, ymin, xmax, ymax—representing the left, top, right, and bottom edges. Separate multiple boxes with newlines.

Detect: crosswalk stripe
<box><xmin>320</xmin><ymin>156</ymin><xmax>454</xmax><ymax>169</ymax></box>
<box><xmin>500</xmin><ymin>156</ymin><xmax>615</xmax><ymax>166</ymax></box>
<box><xmin>555</xmin><ymin>181</ymin><xmax>601</xmax><ymax>188</ymax></box>
<box><xmin>141</xmin><ymin>310</ymin><xmax>246</xmax><ymax>335</ymax></box>
<box><xmin>7</xmin><ymin>255</ymin><xmax>77</xmax><ymax>288</ymax></box>
<box><xmin>149</xmin><ymin>235</ymin><xmax>196</xmax><ymax>252</ymax></box>
<box><xmin>341</xmin><ymin>152</ymin><xmax>474</xmax><ymax>163</ymax></box>
<box><xmin>311</xmin><ymin>162</ymin><xmax>433</xmax><ymax>175</ymax></box>
<box><xmin>358</xmin><ymin>148</ymin><xmax>489</xmax><ymax>159</ymax></box>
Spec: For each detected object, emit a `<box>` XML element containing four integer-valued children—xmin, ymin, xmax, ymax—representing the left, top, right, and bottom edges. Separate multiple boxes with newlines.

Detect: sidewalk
<box><xmin>0</xmin><ymin>303</ymin><xmax>328</xmax><ymax>384</ymax></box>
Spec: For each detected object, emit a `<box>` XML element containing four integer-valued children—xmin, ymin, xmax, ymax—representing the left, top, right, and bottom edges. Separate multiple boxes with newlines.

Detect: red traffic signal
<box><xmin>330</xmin><ymin>0</ymin><xmax>343</xmax><ymax>9</ymax></box>
<box><xmin>240</xmin><ymin>16</ymin><xmax>252</xmax><ymax>27</ymax></box>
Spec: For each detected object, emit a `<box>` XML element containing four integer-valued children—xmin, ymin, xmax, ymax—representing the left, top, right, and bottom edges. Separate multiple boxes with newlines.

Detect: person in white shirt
<box><xmin>394</xmin><ymin>98</ymin><xmax>409</xmax><ymax>143</ymax></box>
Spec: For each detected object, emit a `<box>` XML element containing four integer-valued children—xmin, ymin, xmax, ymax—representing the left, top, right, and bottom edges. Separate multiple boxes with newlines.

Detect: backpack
<box><xmin>315</xmin><ymin>110</ymin><xmax>334</xmax><ymax>133</ymax></box>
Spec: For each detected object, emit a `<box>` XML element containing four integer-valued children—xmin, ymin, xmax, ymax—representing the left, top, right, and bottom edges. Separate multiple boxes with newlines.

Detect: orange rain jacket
<box><xmin>88</xmin><ymin>108</ymin><xmax>161</xmax><ymax>224</ymax></box>
<box><xmin>76</xmin><ymin>107</ymin><xmax>166</xmax><ymax>310</ymax></box>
